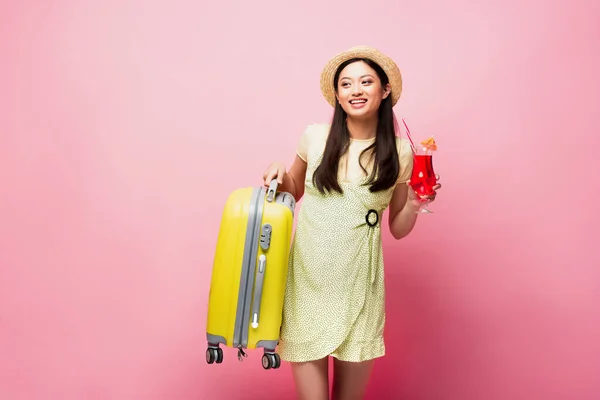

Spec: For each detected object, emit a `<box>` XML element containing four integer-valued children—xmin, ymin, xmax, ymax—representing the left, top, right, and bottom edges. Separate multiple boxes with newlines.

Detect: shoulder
<box><xmin>395</xmin><ymin>137</ymin><xmax>412</xmax><ymax>154</ymax></box>
<box><xmin>304</xmin><ymin>123</ymin><xmax>330</xmax><ymax>140</ymax></box>
<box><xmin>395</xmin><ymin>137</ymin><xmax>414</xmax><ymax>184</ymax></box>
<box><xmin>297</xmin><ymin>123</ymin><xmax>330</xmax><ymax>162</ymax></box>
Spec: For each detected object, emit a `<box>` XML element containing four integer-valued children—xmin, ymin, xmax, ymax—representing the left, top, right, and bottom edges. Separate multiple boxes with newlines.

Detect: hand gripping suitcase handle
<box><xmin>251</xmin><ymin>254</ymin><xmax>267</xmax><ymax>329</ymax></box>
<box><xmin>266</xmin><ymin>179</ymin><xmax>278</xmax><ymax>203</ymax></box>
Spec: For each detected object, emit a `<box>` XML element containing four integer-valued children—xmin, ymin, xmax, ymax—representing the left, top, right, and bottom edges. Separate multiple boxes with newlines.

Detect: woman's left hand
<box><xmin>406</xmin><ymin>174</ymin><xmax>442</xmax><ymax>209</ymax></box>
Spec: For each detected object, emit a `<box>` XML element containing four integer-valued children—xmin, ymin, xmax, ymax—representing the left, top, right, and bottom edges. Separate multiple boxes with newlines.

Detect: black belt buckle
<box><xmin>365</xmin><ymin>209</ymin><xmax>379</xmax><ymax>227</ymax></box>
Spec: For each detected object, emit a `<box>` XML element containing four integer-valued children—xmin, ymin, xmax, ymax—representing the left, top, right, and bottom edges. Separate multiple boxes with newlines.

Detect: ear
<box><xmin>382</xmin><ymin>83</ymin><xmax>392</xmax><ymax>99</ymax></box>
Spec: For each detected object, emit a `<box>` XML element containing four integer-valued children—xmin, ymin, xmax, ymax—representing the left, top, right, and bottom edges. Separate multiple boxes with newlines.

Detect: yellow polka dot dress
<box><xmin>278</xmin><ymin>124</ymin><xmax>414</xmax><ymax>363</ymax></box>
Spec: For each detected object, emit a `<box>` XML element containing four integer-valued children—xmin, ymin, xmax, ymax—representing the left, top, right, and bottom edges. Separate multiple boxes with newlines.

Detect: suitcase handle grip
<box><xmin>251</xmin><ymin>254</ymin><xmax>267</xmax><ymax>329</ymax></box>
<box><xmin>266</xmin><ymin>179</ymin><xmax>278</xmax><ymax>202</ymax></box>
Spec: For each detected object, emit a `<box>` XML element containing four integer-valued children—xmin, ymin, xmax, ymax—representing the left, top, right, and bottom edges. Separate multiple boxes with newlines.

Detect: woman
<box><xmin>263</xmin><ymin>45</ymin><xmax>442</xmax><ymax>400</ymax></box>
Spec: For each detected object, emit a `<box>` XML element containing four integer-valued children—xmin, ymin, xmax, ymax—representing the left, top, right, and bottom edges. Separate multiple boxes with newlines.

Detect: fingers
<box><xmin>263</xmin><ymin>163</ymin><xmax>286</xmax><ymax>186</ymax></box>
<box><xmin>262</xmin><ymin>170</ymin><xmax>272</xmax><ymax>185</ymax></box>
<box><xmin>427</xmin><ymin>185</ymin><xmax>442</xmax><ymax>202</ymax></box>
<box><xmin>425</xmin><ymin>184</ymin><xmax>442</xmax><ymax>202</ymax></box>
<box><xmin>263</xmin><ymin>169</ymin><xmax>276</xmax><ymax>186</ymax></box>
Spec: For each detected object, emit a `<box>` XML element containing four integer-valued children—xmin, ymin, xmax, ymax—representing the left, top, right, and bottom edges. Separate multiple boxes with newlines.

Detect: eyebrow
<box><xmin>340</xmin><ymin>74</ymin><xmax>375</xmax><ymax>80</ymax></box>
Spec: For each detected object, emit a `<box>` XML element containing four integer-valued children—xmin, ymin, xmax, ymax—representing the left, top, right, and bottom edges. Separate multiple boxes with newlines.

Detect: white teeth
<box><xmin>350</xmin><ymin>99</ymin><xmax>366</xmax><ymax>104</ymax></box>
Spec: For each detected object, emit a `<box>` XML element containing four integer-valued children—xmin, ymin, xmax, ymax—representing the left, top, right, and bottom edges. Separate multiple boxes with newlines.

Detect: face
<box><xmin>335</xmin><ymin>60</ymin><xmax>391</xmax><ymax>120</ymax></box>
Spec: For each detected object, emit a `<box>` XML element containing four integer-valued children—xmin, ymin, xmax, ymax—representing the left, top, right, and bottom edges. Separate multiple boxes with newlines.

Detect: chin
<box><xmin>344</xmin><ymin>107</ymin><xmax>377</xmax><ymax>120</ymax></box>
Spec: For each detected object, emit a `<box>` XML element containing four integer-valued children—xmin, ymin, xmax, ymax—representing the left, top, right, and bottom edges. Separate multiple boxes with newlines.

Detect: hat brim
<box><xmin>320</xmin><ymin>45</ymin><xmax>402</xmax><ymax>108</ymax></box>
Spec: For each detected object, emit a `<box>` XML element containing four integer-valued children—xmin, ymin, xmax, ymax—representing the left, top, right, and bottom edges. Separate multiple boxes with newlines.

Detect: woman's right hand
<box><xmin>262</xmin><ymin>162</ymin><xmax>287</xmax><ymax>186</ymax></box>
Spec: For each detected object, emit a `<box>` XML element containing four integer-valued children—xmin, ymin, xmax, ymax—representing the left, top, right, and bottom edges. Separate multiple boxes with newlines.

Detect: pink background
<box><xmin>1</xmin><ymin>0</ymin><xmax>598</xmax><ymax>399</ymax></box>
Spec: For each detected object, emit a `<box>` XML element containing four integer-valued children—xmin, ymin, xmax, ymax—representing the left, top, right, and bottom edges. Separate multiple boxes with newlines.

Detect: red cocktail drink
<box><xmin>410</xmin><ymin>154</ymin><xmax>437</xmax><ymax>198</ymax></box>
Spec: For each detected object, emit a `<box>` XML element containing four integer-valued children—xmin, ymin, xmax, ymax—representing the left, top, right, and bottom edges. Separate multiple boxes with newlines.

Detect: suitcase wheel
<box><xmin>261</xmin><ymin>352</ymin><xmax>281</xmax><ymax>370</ymax></box>
<box><xmin>206</xmin><ymin>347</ymin><xmax>223</xmax><ymax>364</ymax></box>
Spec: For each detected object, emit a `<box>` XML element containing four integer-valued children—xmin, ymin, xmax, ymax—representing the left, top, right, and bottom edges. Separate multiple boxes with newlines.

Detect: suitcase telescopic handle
<box><xmin>251</xmin><ymin>254</ymin><xmax>267</xmax><ymax>329</ymax></box>
<box><xmin>266</xmin><ymin>179</ymin><xmax>278</xmax><ymax>202</ymax></box>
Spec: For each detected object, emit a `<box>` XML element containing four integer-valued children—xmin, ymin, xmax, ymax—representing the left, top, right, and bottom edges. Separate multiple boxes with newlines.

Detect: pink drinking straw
<box><xmin>401</xmin><ymin>118</ymin><xmax>417</xmax><ymax>154</ymax></box>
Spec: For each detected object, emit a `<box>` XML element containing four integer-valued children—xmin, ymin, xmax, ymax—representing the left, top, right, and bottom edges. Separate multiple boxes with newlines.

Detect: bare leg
<box><xmin>331</xmin><ymin>358</ymin><xmax>375</xmax><ymax>400</ymax></box>
<box><xmin>290</xmin><ymin>357</ymin><xmax>329</xmax><ymax>400</ymax></box>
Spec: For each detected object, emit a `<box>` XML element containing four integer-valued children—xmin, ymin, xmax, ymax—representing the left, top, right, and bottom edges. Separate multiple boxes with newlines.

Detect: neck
<box><xmin>346</xmin><ymin>116</ymin><xmax>378</xmax><ymax>140</ymax></box>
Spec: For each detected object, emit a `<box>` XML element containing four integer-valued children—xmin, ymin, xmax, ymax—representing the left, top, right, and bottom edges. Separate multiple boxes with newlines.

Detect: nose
<box><xmin>352</xmin><ymin>85</ymin><xmax>363</xmax><ymax>96</ymax></box>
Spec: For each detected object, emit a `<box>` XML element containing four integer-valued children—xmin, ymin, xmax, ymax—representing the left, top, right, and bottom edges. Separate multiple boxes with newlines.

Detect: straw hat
<box><xmin>320</xmin><ymin>45</ymin><xmax>403</xmax><ymax>108</ymax></box>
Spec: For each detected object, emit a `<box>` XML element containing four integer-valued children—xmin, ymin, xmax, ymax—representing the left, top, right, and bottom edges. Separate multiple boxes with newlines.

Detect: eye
<box><xmin>362</xmin><ymin>79</ymin><xmax>373</xmax><ymax>85</ymax></box>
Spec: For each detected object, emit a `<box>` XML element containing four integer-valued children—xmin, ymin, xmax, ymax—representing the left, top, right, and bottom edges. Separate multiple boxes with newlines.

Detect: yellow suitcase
<box><xmin>205</xmin><ymin>179</ymin><xmax>295</xmax><ymax>369</ymax></box>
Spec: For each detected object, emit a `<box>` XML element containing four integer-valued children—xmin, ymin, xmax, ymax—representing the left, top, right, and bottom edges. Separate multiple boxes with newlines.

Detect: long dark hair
<box><xmin>312</xmin><ymin>58</ymin><xmax>400</xmax><ymax>194</ymax></box>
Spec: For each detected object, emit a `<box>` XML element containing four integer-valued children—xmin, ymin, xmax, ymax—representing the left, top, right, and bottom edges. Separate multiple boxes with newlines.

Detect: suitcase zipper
<box><xmin>233</xmin><ymin>185</ymin><xmax>267</xmax><ymax>361</ymax></box>
<box><xmin>234</xmin><ymin>181</ymin><xmax>277</xmax><ymax>362</ymax></box>
<box><xmin>237</xmin><ymin>346</ymin><xmax>247</xmax><ymax>361</ymax></box>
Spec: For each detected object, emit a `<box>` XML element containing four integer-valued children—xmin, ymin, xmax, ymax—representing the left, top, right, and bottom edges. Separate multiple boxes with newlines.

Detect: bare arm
<box><xmin>388</xmin><ymin>176</ymin><xmax>442</xmax><ymax>240</ymax></box>
<box><xmin>388</xmin><ymin>183</ymin><xmax>420</xmax><ymax>240</ymax></box>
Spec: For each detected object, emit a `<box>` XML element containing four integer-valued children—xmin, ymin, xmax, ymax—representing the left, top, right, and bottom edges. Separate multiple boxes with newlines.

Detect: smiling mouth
<box><xmin>350</xmin><ymin>99</ymin><xmax>367</xmax><ymax>104</ymax></box>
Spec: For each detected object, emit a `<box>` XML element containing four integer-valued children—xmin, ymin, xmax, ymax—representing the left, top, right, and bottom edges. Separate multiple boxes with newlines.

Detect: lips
<box><xmin>349</xmin><ymin>98</ymin><xmax>367</xmax><ymax>109</ymax></box>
